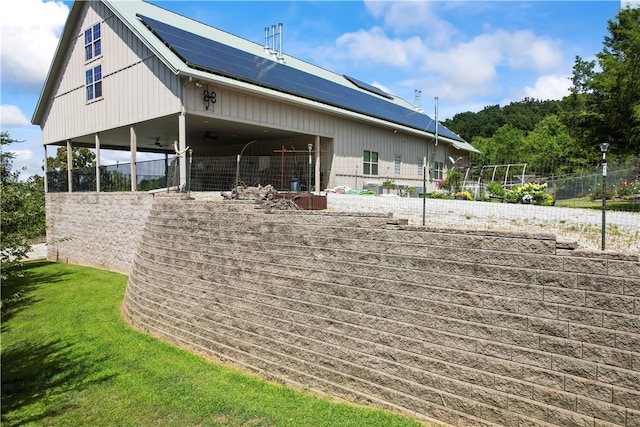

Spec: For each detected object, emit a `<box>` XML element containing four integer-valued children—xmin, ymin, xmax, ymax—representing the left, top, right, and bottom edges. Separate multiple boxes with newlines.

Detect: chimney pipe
<box><xmin>264</xmin><ymin>26</ymin><xmax>270</xmax><ymax>51</ymax></box>
<box><xmin>278</xmin><ymin>23</ymin><xmax>284</xmax><ymax>61</ymax></box>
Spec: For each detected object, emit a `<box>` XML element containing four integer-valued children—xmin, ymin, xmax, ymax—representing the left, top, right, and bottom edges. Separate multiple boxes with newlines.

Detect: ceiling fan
<box><xmin>152</xmin><ymin>137</ymin><xmax>166</xmax><ymax>147</ymax></box>
<box><xmin>203</xmin><ymin>131</ymin><xmax>217</xmax><ymax>141</ymax></box>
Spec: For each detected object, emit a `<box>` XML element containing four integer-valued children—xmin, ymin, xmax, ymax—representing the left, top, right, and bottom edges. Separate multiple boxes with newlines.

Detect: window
<box><xmin>363</xmin><ymin>150</ymin><xmax>378</xmax><ymax>175</ymax></box>
<box><xmin>84</xmin><ymin>23</ymin><xmax>102</xmax><ymax>61</ymax></box>
<box><xmin>86</xmin><ymin>65</ymin><xmax>102</xmax><ymax>101</ymax></box>
<box><xmin>433</xmin><ymin>161</ymin><xmax>444</xmax><ymax>180</ymax></box>
<box><xmin>394</xmin><ymin>154</ymin><xmax>401</xmax><ymax>175</ymax></box>
<box><xmin>417</xmin><ymin>157</ymin><xmax>425</xmax><ymax>176</ymax></box>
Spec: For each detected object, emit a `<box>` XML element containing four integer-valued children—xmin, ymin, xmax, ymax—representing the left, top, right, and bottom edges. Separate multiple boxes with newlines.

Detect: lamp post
<box><xmin>236</xmin><ymin>139</ymin><xmax>257</xmax><ymax>188</ymax></box>
<box><xmin>599</xmin><ymin>142</ymin><xmax>610</xmax><ymax>251</ymax></box>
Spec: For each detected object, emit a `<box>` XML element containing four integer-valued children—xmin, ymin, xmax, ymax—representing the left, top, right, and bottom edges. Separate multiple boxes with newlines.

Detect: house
<box><xmin>32</xmin><ymin>0</ymin><xmax>478</xmax><ymax>194</ymax></box>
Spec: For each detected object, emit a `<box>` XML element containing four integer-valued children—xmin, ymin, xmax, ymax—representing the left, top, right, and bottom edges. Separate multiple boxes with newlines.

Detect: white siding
<box><xmin>41</xmin><ymin>1</ymin><xmax>181</xmax><ymax>144</ymax></box>
<box><xmin>185</xmin><ymin>84</ymin><xmax>334</xmax><ymax>137</ymax></box>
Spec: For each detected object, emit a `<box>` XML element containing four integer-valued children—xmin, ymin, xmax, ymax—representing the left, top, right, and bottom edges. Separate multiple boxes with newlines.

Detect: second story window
<box><xmin>86</xmin><ymin>65</ymin><xmax>102</xmax><ymax>101</ymax></box>
<box><xmin>84</xmin><ymin>23</ymin><xmax>102</xmax><ymax>61</ymax></box>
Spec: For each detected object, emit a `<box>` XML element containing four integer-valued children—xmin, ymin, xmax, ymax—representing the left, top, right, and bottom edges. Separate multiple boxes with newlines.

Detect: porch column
<box><xmin>95</xmin><ymin>133</ymin><xmax>101</xmax><ymax>192</ymax></box>
<box><xmin>178</xmin><ymin>112</ymin><xmax>187</xmax><ymax>190</ymax></box>
<box><xmin>130</xmin><ymin>126</ymin><xmax>137</xmax><ymax>191</ymax></box>
<box><xmin>43</xmin><ymin>145</ymin><xmax>48</xmax><ymax>193</ymax></box>
<box><xmin>66</xmin><ymin>140</ymin><xmax>73</xmax><ymax>193</ymax></box>
<box><xmin>314</xmin><ymin>135</ymin><xmax>321</xmax><ymax>194</ymax></box>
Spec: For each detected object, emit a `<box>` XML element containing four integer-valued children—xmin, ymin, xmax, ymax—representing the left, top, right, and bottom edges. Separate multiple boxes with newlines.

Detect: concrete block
<box><xmin>564</xmin><ymin>257</ymin><xmax>609</xmax><ymax>274</ymax></box>
<box><xmin>597</xmin><ymin>365</ymin><xmax>640</xmax><ymax>390</ymax></box>
<box><xmin>586</xmin><ymin>292</ymin><xmax>636</xmax><ymax>315</ymax></box>
<box><xmin>544</xmin><ymin>288</ymin><xmax>586</xmax><ymax>306</ymax></box>
<box><xmin>577</xmin><ymin>274</ymin><xmax>625</xmax><ymax>294</ymax></box>
<box><xmin>575</xmin><ymin>396</ymin><xmax>626</xmax><ymax>425</ymax></box>
<box><xmin>531</xmin><ymin>385</ymin><xmax>576</xmax><ymax>411</ymax></box>
<box><xmin>582</xmin><ymin>343</ymin><xmax>633</xmax><ymax>370</ymax></box>
<box><xmin>529</xmin><ymin>317</ymin><xmax>570</xmax><ymax>338</ymax></box>
<box><xmin>603</xmin><ymin>313</ymin><xmax>640</xmax><ymax>335</ymax></box>
<box><xmin>612</xmin><ymin>387</ymin><xmax>640</xmax><ymax>411</ymax></box>
<box><xmin>569</xmin><ymin>324</ymin><xmax>617</xmax><ymax>347</ymax></box>
<box><xmin>608</xmin><ymin>259</ymin><xmax>640</xmax><ymax>278</ymax></box>
<box><xmin>565</xmin><ymin>376</ymin><xmax>613</xmax><ymax>402</ymax></box>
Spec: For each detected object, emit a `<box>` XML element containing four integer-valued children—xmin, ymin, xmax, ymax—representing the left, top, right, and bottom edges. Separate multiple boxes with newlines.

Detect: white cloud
<box><xmin>0</xmin><ymin>0</ymin><xmax>69</xmax><ymax>85</ymax></box>
<box><xmin>364</xmin><ymin>0</ymin><xmax>459</xmax><ymax>45</ymax></box>
<box><xmin>335</xmin><ymin>27</ymin><xmax>426</xmax><ymax>68</ymax></box>
<box><xmin>522</xmin><ymin>74</ymin><xmax>572</xmax><ymax>101</ymax></box>
<box><xmin>1</xmin><ymin>105</ymin><xmax>31</xmax><ymax>126</ymax></box>
<box><xmin>320</xmin><ymin>18</ymin><xmax>565</xmax><ymax>111</ymax></box>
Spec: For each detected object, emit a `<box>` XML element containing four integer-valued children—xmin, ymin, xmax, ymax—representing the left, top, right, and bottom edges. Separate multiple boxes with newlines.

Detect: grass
<box><xmin>555</xmin><ymin>196</ymin><xmax>640</xmax><ymax>212</ymax></box>
<box><xmin>1</xmin><ymin>261</ymin><xmax>429</xmax><ymax>427</ymax></box>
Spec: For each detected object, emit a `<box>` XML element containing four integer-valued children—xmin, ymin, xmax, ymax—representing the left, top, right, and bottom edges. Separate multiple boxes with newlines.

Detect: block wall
<box><xmin>45</xmin><ymin>192</ymin><xmax>155</xmax><ymax>273</ymax></box>
<box><xmin>48</xmin><ymin>194</ymin><xmax>640</xmax><ymax>426</ymax></box>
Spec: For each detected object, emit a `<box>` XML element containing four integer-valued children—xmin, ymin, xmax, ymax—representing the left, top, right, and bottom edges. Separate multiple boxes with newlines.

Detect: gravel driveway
<box><xmin>326</xmin><ymin>193</ymin><xmax>639</xmax><ymax>254</ymax></box>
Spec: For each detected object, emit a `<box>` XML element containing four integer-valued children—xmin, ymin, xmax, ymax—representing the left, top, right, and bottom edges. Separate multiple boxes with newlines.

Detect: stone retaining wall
<box><xmin>118</xmin><ymin>196</ymin><xmax>640</xmax><ymax>427</ymax></box>
<box><xmin>45</xmin><ymin>192</ymin><xmax>155</xmax><ymax>273</ymax></box>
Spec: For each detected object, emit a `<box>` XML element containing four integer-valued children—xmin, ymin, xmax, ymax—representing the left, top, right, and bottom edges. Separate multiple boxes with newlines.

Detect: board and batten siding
<box><xmin>184</xmin><ymin>83</ymin><xmax>335</xmax><ymax>138</ymax></box>
<box><xmin>41</xmin><ymin>1</ymin><xmax>181</xmax><ymax>145</ymax></box>
<box><xmin>325</xmin><ymin>118</ymin><xmax>450</xmax><ymax>190</ymax></box>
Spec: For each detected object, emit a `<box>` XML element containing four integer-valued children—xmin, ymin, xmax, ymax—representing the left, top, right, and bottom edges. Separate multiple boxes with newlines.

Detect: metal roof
<box><xmin>33</xmin><ymin>0</ymin><xmax>479</xmax><ymax>153</ymax></box>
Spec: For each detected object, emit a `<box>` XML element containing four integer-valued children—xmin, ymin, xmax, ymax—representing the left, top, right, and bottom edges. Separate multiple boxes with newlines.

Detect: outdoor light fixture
<box><xmin>236</xmin><ymin>140</ymin><xmax>257</xmax><ymax>188</ymax></box>
<box><xmin>599</xmin><ymin>142</ymin><xmax>610</xmax><ymax>251</ymax></box>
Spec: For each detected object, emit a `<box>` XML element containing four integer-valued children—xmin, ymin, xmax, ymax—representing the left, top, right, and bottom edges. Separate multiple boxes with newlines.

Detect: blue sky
<box><xmin>0</xmin><ymin>0</ymin><xmax>627</xmax><ymax>178</ymax></box>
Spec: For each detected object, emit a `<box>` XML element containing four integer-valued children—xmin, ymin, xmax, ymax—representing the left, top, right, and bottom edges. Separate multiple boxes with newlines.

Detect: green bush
<box><xmin>505</xmin><ymin>183</ymin><xmax>554</xmax><ymax>206</ymax></box>
<box><xmin>485</xmin><ymin>181</ymin><xmax>505</xmax><ymax>197</ymax></box>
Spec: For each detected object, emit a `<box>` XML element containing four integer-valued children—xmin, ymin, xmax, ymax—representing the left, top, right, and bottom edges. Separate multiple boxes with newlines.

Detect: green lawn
<box><xmin>1</xmin><ymin>262</ymin><xmax>427</xmax><ymax>427</ymax></box>
<box><xmin>555</xmin><ymin>196</ymin><xmax>640</xmax><ymax>212</ymax></box>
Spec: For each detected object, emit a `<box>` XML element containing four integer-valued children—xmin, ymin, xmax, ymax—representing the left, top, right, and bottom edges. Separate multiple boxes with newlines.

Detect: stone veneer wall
<box><xmin>46</xmin><ymin>192</ymin><xmax>155</xmax><ymax>273</ymax></box>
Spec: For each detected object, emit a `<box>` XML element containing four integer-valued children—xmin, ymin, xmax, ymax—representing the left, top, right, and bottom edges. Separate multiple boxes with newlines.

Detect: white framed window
<box><xmin>434</xmin><ymin>161</ymin><xmax>444</xmax><ymax>180</ymax></box>
<box><xmin>86</xmin><ymin>65</ymin><xmax>103</xmax><ymax>101</ymax></box>
<box><xmin>394</xmin><ymin>154</ymin><xmax>401</xmax><ymax>175</ymax></box>
<box><xmin>363</xmin><ymin>150</ymin><xmax>378</xmax><ymax>175</ymax></box>
<box><xmin>84</xmin><ymin>23</ymin><xmax>102</xmax><ymax>61</ymax></box>
<box><xmin>417</xmin><ymin>157</ymin><xmax>425</xmax><ymax>176</ymax></box>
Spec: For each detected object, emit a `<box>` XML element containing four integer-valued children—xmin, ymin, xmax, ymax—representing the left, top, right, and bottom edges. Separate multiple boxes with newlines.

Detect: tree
<box><xmin>1</xmin><ymin>132</ymin><xmax>46</xmax><ymax>280</ymax></box>
<box><xmin>47</xmin><ymin>146</ymin><xmax>96</xmax><ymax>171</ymax></box>
<box><xmin>470</xmin><ymin>124</ymin><xmax>525</xmax><ymax>166</ymax></box>
<box><xmin>563</xmin><ymin>7</ymin><xmax>640</xmax><ymax>157</ymax></box>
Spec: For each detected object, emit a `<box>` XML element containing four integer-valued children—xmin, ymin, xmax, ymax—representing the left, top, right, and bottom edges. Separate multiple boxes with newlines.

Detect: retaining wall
<box><xmin>45</xmin><ymin>192</ymin><xmax>155</xmax><ymax>273</ymax></box>
<box><xmin>118</xmin><ymin>196</ymin><xmax>640</xmax><ymax>427</ymax></box>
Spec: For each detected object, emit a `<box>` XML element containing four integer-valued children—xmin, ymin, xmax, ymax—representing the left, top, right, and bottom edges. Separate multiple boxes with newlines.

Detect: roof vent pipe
<box><xmin>264</xmin><ymin>26</ymin><xmax>270</xmax><ymax>51</ymax></box>
<box><xmin>278</xmin><ymin>23</ymin><xmax>284</xmax><ymax>61</ymax></box>
<box><xmin>271</xmin><ymin>24</ymin><xmax>277</xmax><ymax>53</ymax></box>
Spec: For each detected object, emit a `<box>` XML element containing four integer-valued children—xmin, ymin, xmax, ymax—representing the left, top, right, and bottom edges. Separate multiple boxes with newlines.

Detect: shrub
<box><xmin>505</xmin><ymin>183</ymin><xmax>554</xmax><ymax>206</ymax></box>
<box><xmin>485</xmin><ymin>181</ymin><xmax>505</xmax><ymax>197</ymax></box>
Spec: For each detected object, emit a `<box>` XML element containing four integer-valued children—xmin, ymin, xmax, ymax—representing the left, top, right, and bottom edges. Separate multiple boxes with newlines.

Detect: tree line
<box><xmin>442</xmin><ymin>6</ymin><xmax>639</xmax><ymax>177</ymax></box>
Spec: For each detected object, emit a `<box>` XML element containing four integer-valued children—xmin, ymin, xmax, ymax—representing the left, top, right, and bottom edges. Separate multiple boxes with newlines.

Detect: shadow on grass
<box><xmin>1</xmin><ymin>261</ymin><xmax>67</xmax><ymax>328</ymax></box>
<box><xmin>1</xmin><ymin>339</ymin><xmax>116</xmax><ymax>426</ymax></box>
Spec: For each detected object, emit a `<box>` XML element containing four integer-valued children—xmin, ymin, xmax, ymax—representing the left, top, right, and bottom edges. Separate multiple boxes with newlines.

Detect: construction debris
<box><xmin>221</xmin><ymin>183</ymin><xmax>299</xmax><ymax>211</ymax></box>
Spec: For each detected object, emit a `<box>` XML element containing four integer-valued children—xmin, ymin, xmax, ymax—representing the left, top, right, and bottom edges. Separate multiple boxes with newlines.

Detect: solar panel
<box><xmin>138</xmin><ymin>14</ymin><xmax>463</xmax><ymax>142</ymax></box>
<box><xmin>343</xmin><ymin>75</ymin><xmax>393</xmax><ymax>99</ymax></box>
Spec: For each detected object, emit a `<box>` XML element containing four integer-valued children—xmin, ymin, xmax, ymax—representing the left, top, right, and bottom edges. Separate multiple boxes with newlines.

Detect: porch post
<box><xmin>130</xmin><ymin>126</ymin><xmax>137</xmax><ymax>191</ymax></box>
<box><xmin>66</xmin><ymin>140</ymin><xmax>73</xmax><ymax>193</ymax></box>
<box><xmin>95</xmin><ymin>133</ymin><xmax>101</xmax><ymax>192</ymax></box>
<box><xmin>178</xmin><ymin>112</ymin><xmax>187</xmax><ymax>190</ymax></box>
<box><xmin>43</xmin><ymin>145</ymin><xmax>48</xmax><ymax>193</ymax></box>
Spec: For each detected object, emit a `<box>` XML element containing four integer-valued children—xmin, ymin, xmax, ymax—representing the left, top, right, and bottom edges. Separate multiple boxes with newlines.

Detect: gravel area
<box><xmin>325</xmin><ymin>193</ymin><xmax>640</xmax><ymax>254</ymax></box>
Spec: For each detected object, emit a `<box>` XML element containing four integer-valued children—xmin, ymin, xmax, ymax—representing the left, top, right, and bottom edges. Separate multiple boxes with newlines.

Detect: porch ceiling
<box><xmin>51</xmin><ymin>113</ymin><xmax>304</xmax><ymax>153</ymax></box>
